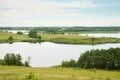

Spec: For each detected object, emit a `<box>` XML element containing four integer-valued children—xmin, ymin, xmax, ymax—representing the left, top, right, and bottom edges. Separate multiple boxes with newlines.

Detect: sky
<box><xmin>0</xmin><ymin>0</ymin><xmax>120</xmax><ymax>27</ymax></box>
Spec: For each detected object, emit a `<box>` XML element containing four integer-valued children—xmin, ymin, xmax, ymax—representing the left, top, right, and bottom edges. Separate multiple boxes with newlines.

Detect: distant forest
<box><xmin>0</xmin><ymin>26</ymin><xmax>120</xmax><ymax>33</ymax></box>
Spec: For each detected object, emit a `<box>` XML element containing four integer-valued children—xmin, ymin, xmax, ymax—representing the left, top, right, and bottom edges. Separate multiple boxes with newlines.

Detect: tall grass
<box><xmin>0</xmin><ymin>66</ymin><xmax>120</xmax><ymax>80</ymax></box>
<box><xmin>39</xmin><ymin>33</ymin><xmax>120</xmax><ymax>44</ymax></box>
<box><xmin>0</xmin><ymin>31</ymin><xmax>120</xmax><ymax>44</ymax></box>
<box><xmin>0</xmin><ymin>31</ymin><xmax>36</xmax><ymax>43</ymax></box>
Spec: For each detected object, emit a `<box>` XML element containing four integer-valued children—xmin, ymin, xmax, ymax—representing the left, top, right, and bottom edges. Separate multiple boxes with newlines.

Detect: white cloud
<box><xmin>0</xmin><ymin>0</ymin><xmax>94</xmax><ymax>17</ymax></box>
<box><xmin>0</xmin><ymin>0</ymin><xmax>120</xmax><ymax>26</ymax></box>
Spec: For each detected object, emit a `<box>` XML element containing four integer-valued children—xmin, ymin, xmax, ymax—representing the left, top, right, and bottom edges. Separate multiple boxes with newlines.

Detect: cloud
<box><xmin>0</xmin><ymin>0</ymin><xmax>94</xmax><ymax>17</ymax></box>
<box><xmin>0</xmin><ymin>0</ymin><xmax>120</xmax><ymax>26</ymax></box>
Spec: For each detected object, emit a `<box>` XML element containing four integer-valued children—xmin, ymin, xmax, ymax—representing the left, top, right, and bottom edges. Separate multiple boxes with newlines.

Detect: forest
<box><xmin>0</xmin><ymin>26</ymin><xmax>120</xmax><ymax>33</ymax></box>
<box><xmin>62</xmin><ymin>48</ymin><xmax>120</xmax><ymax>70</ymax></box>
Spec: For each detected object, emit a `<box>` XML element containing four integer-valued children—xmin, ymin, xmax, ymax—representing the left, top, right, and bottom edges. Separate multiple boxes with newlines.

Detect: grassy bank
<box><xmin>0</xmin><ymin>66</ymin><xmax>120</xmax><ymax>80</ymax></box>
<box><xmin>0</xmin><ymin>31</ymin><xmax>41</xmax><ymax>43</ymax></box>
<box><xmin>39</xmin><ymin>33</ymin><xmax>120</xmax><ymax>44</ymax></box>
<box><xmin>0</xmin><ymin>31</ymin><xmax>120</xmax><ymax>44</ymax></box>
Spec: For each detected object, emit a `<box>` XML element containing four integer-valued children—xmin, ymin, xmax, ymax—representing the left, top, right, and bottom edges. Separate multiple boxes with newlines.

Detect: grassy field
<box><xmin>0</xmin><ymin>66</ymin><xmax>120</xmax><ymax>80</ymax></box>
<box><xmin>1</xmin><ymin>30</ymin><xmax>120</xmax><ymax>44</ymax></box>
<box><xmin>0</xmin><ymin>31</ymin><xmax>37</xmax><ymax>43</ymax></box>
<box><xmin>38</xmin><ymin>33</ymin><xmax>120</xmax><ymax>44</ymax></box>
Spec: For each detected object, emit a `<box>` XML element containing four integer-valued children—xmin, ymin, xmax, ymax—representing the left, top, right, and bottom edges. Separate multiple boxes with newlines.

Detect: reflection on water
<box><xmin>0</xmin><ymin>42</ymin><xmax>120</xmax><ymax>67</ymax></box>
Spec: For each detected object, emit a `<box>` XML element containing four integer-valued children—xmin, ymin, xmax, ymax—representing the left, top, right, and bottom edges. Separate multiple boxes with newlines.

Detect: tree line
<box><xmin>62</xmin><ymin>48</ymin><xmax>120</xmax><ymax>70</ymax></box>
<box><xmin>0</xmin><ymin>53</ymin><xmax>30</xmax><ymax>67</ymax></box>
<box><xmin>1</xmin><ymin>26</ymin><xmax>120</xmax><ymax>33</ymax></box>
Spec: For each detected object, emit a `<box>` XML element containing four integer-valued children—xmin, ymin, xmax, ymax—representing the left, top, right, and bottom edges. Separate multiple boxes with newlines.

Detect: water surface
<box><xmin>79</xmin><ymin>33</ymin><xmax>120</xmax><ymax>38</ymax></box>
<box><xmin>0</xmin><ymin>42</ymin><xmax>120</xmax><ymax>67</ymax></box>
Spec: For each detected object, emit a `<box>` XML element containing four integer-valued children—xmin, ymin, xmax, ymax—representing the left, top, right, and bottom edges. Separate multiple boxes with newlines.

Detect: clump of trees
<box><xmin>62</xmin><ymin>48</ymin><xmax>120</xmax><ymax>70</ymax></box>
<box><xmin>17</xmin><ymin>31</ymin><xmax>23</xmax><ymax>35</ymax></box>
<box><xmin>0</xmin><ymin>53</ymin><xmax>30</xmax><ymax>67</ymax></box>
<box><xmin>28</xmin><ymin>30</ymin><xmax>41</xmax><ymax>39</ymax></box>
<box><xmin>62</xmin><ymin>59</ymin><xmax>76</xmax><ymax>67</ymax></box>
<box><xmin>28</xmin><ymin>30</ymin><xmax>37</xmax><ymax>38</ymax></box>
<box><xmin>8</xmin><ymin>36</ymin><xmax>13</xmax><ymax>43</ymax></box>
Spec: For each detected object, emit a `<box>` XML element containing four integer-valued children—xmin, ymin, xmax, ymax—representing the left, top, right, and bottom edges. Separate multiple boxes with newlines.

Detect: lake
<box><xmin>0</xmin><ymin>42</ymin><xmax>120</xmax><ymax>67</ymax></box>
<box><xmin>4</xmin><ymin>30</ymin><xmax>120</xmax><ymax>38</ymax></box>
<box><xmin>3</xmin><ymin>30</ymin><xmax>29</xmax><ymax>34</ymax></box>
<box><xmin>79</xmin><ymin>33</ymin><xmax>120</xmax><ymax>38</ymax></box>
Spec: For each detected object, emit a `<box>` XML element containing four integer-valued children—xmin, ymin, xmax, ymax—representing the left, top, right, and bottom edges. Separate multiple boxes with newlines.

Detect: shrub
<box><xmin>17</xmin><ymin>31</ymin><xmax>23</xmax><ymax>35</ymax></box>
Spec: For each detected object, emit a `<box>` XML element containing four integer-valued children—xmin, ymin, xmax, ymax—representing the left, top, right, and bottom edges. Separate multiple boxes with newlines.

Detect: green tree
<box><xmin>17</xmin><ymin>31</ymin><xmax>23</xmax><ymax>35</ymax></box>
<box><xmin>69</xmin><ymin>59</ymin><xmax>76</xmax><ymax>67</ymax></box>
<box><xmin>62</xmin><ymin>60</ymin><xmax>70</xmax><ymax>67</ymax></box>
<box><xmin>16</xmin><ymin>54</ymin><xmax>23</xmax><ymax>66</ymax></box>
<box><xmin>8</xmin><ymin>36</ymin><xmax>13</xmax><ymax>43</ymax></box>
<box><xmin>77</xmin><ymin>48</ymin><xmax>120</xmax><ymax>70</ymax></box>
<box><xmin>0</xmin><ymin>59</ymin><xmax>6</xmax><ymax>65</ymax></box>
<box><xmin>4</xmin><ymin>53</ymin><xmax>23</xmax><ymax>66</ymax></box>
<box><xmin>28</xmin><ymin>30</ymin><xmax>37</xmax><ymax>38</ymax></box>
<box><xmin>4</xmin><ymin>53</ymin><xmax>14</xmax><ymax>65</ymax></box>
<box><xmin>61</xmin><ymin>59</ymin><xmax>76</xmax><ymax>67</ymax></box>
<box><xmin>24</xmin><ymin>61</ymin><xmax>29</xmax><ymax>67</ymax></box>
<box><xmin>25</xmin><ymin>56</ymin><xmax>31</xmax><ymax>67</ymax></box>
<box><xmin>37</xmin><ymin>35</ymin><xmax>41</xmax><ymax>39</ymax></box>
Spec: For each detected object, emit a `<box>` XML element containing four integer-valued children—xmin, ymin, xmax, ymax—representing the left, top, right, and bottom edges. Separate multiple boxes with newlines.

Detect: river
<box><xmin>0</xmin><ymin>42</ymin><xmax>120</xmax><ymax>67</ymax></box>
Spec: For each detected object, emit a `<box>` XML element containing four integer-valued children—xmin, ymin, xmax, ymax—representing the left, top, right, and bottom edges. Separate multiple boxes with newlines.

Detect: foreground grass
<box><xmin>1</xmin><ymin>31</ymin><xmax>120</xmax><ymax>44</ymax></box>
<box><xmin>0</xmin><ymin>66</ymin><xmax>120</xmax><ymax>80</ymax></box>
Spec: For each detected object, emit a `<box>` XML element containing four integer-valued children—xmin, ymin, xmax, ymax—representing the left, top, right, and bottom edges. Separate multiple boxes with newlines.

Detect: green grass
<box><xmin>0</xmin><ymin>31</ymin><xmax>120</xmax><ymax>44</ymax></box>
<box><xmin>39</xmin><ymin>33</ymin><xmax>120</xmax><ymax>44</ymax></box>
<box><xmin>0</xmin><ymin>66</ymin><xmax>120</xmax><ymax>80</ymax></box>
<box><xmin>0</xmin><ymin>31</ymin><xmax>38</xmax><ymax>43</ymax></box>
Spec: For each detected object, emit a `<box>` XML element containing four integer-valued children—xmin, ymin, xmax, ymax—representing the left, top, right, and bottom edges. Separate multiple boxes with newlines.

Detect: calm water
<box><xmin>79</xmin><ymin>33</ymin><xmax>120</xmax><ymax>38</ymax></box>
<box><xmin>3</xmin><ymin>30</ymin><xmax>29</xmax><ymax>34</ymax></box>
<box><xmin>0</xmin><ymin>42</ymin><xmax>120</xmax><ymax>67</ymax></box>
<box><xmin>4</xmin><ymin>30</ymin><xmax>120</xmax><ymax>38</ymax></box>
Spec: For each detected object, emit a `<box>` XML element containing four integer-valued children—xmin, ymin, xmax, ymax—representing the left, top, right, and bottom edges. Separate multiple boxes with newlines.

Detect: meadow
<box><xmin>1</xmin><ymin>30</ymin><xmax>120</xmax><ymax>44</ymax></box>
<box><xmin>0</xmin><ymin>31</ymin><xmax>37</xmax><ymax>43</ymax></box>
<box><xmin>39</xmin><ymin>33</ymin><xmax>120</xmax><ymax>44</ymax></box>
<box><xmin>0</xmin><ymin>66</ymin><xmax>120</xmax><ymax>80</ymax></box>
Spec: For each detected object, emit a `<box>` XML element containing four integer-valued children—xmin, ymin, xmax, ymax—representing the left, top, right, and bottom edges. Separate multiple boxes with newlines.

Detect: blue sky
<box><xmin>0</xmin><ymin>0</ymin><xmax>120</xmax><ymax>26</ymax></box>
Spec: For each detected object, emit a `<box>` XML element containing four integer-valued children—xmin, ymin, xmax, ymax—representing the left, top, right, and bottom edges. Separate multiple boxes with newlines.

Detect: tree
<box><xmin>77</xmin><ymin>48</ymin><xmax>120</xmax><ymax>70</ymax></box>
<box><xmin>8</xmin><ymin>36</ymin><xmax>13</xmax><ymax>43</ymax></box>
<box><xmin>69</xmin><ymin>59</ymin><xmax>76</xmax><ymax>67</ymax></box>
<box><xmin>28</xmin><ymin>30</ymin><xmax>37</xmax><ymax>38</ymax></box>
<box><xmin>61</xmin><ymin>59</ymin><xmax>76</xmax><ymax>67</ymax></box>
<box><xmin>62</xmin><ymin>60</ymin><xmax>70</xmax><ymax>67</ymax></box>
<box><xmin>37</xmin><ymin>35</ymin><xmax>41</xmax><ymax>39</ymax></box>
<box><xmin>4</xmin><ymin>53</ymin><xmax>23</xmax><ymax>66</ymax></box>
<box><xmin>16</xmin><ymin>54</ymin><xmax>23</xmax><ymax>66</ymax></box>
<box><xmin>4</xmin><ymin>53</ymin><xmax>10</xmax><ymax>65</ymax></box>
<box><xmin>0</xmin><ymin>59</ymin><xmax>6</xmax><ymax>65</ymax></box>
<box><xmin>24</xmin><ymin>61</ymin><xmax>29</xmax><ymax>67</ymax></box>
<box><xmin>17</xmin><ymin>31</ymin><xmax>23</xmax><ymax>35</ymax></box>
<box><xmin>25</xmin><ymin>56</ymin><xmax>31</xmax><ymax>67</ymax></box>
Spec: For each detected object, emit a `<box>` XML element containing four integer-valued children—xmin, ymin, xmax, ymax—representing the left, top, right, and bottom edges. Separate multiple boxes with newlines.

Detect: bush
<box><xmin>0</xmin><ymin>59</ymin><xmax>6</xmax><ymax>65</ymax></box>
<box><xmin>8</xmin><ymin>36</ymin><xmax>13</xmax><ymax>43</ymax></box>
<box><xmin>4</xmin><ymin>53</ymin><xmax>23</xmax><ymax>66</ymax></box>
<box><xmin>26</xmin><ymin>72</ymin><xmax>38</xmax><ymax>80</ymax></box>
<box><xmin>24</xmin><ymin>61</ymin><xmax>30</xmax><ymax>67</ymax></box>
<box><xmin>28</xmin><ymin>30</ymin><xmax>37</xmax><ymax>38</ymax></box>
<box><xmin>62</xmin><ymin>59</ymin><xmax>76</xmax><ymax>67</ymax></box>
<box><xmin>17</xmin><ymin>31</ymin><xmax>23</xmax><ymax>35</ymax></box>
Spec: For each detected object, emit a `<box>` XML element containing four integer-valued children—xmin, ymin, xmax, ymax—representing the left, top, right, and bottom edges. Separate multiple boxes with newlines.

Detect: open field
<box><xmin>0</xmin><ymin>66</ymin><xmax>120</xmax><ymax>80</ymax></box>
